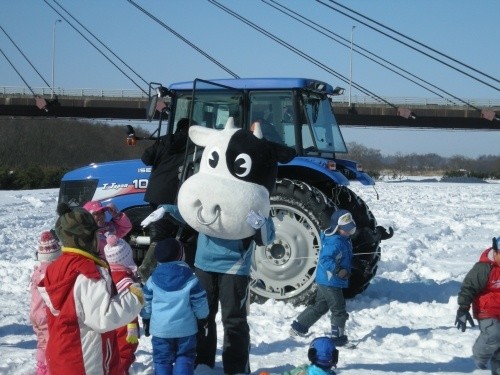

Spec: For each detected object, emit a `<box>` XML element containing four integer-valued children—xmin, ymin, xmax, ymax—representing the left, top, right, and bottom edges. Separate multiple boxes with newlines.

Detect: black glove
<box><xmin>197</xmin><ymin>318</ymin><xmax>208</xmax><ymax>337</ymax></box>
<box><xmin>455</xmin><ymin>307</ymin><xmax>474</xmax><ymax>332</ymax></box>
<box><xmin>377</xmin><ymin>225</ymin><xmax>394</xmax><ymax>240</ymax></box>
<box><xmin>142</xmin><ymin>318</ymin><xmax>150</xmax><ymax>337</ymax></box>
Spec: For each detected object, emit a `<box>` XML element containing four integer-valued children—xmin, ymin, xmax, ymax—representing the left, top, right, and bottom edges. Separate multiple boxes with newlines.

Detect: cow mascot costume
<box><xmin>141</xmin><ymin>117</ymin><xmax>295</xmax><ymax>374</ymax></box>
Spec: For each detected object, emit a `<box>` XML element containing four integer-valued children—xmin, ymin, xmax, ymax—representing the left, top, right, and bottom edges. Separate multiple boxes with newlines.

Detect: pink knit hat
<box><xmin>104</xmin><ymin>234</ymin><xmax>137</xmax><ymax>270</ymax></box>
<box><xmin>83</xmin><ymin>200</ymin><xmax>107</xmax><ymax>214</ymax></box>
<box><xmin>38</xmin><ymin>230</ymin><xmax>62</xmax><ymax>262</ymax></box>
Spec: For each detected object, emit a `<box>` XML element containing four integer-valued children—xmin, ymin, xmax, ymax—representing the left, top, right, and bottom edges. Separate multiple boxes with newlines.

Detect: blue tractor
<box><xmin>58</xmin><ymin>78</ymin><xmax>392</xmax><ymax>305</ymax></box>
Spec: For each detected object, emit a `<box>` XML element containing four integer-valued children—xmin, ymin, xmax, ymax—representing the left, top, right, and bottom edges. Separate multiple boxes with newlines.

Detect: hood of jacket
<box><xmin>479</xmin><ymin>247</ymin><xmax>497</xmax><ymax>265</ymax></box>
<box><xmin>151</xmin><ymin>261</ymin><xmax>194</xmax><ymax>291</ymax></box>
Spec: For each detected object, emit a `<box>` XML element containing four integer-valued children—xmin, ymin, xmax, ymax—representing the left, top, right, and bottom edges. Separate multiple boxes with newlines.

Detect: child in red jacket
<box><xmin>104</xmin><ymin>234</ymin><xmax>141</xmax><ymax>374</ymax></box>
<box><xmin>30</xmin><ymin>230</ymin><xmax>62</xmax><ymax>375</ymax></box>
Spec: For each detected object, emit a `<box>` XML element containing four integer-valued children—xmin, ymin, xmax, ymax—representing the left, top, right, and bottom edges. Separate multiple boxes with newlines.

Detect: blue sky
<box><xmin>1</xmin><ymin>0</ymin><xmax>499</xmax><ymax>157</ymax></box>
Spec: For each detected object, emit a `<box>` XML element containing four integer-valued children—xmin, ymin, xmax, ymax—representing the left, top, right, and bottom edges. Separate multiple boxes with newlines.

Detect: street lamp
<box><xmin>349</xmin><ymin>25</ymin><xmax>355</xmax><ymax>107</ymax></box>
<box><xmin>51</xmin><ymin>19</ymin><xmax>62</xmax><ymax>99</ymax></box>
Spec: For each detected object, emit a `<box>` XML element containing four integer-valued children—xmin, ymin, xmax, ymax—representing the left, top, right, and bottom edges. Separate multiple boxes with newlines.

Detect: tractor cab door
<box><xmin>176</xmin><ymin>79</ymin><xmax>245</xmax><ymax>184</ymax></box>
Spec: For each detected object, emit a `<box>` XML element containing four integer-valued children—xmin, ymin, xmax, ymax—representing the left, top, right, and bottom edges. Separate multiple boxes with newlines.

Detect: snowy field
<box><xmin>1</xmin><ymin>179</ymin><xmax>499</xmax><ymax>375</ymax></box>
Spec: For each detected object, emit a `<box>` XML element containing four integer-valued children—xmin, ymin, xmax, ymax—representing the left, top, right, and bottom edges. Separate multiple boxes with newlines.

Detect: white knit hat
<box><xmin>104</xmin><ymin>234</ymin><xmax>137</xmax><ymax>270</ymax></box>
<box><xmin>38</xmin><ymin>230</ymin><xmax>62</xmax><ymax>262</ymax></box>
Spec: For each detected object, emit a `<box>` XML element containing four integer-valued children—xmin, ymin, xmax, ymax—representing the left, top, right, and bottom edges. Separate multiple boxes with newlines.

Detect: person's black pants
<box><xmin>194</xmin><ymin>269</ymin><xmax>251</xmax><ymax>374</ymax></box>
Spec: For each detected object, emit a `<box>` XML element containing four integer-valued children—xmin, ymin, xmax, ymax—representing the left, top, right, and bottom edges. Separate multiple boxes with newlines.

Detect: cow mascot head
<box><xmin>177</xmin><ymin>117</ymin><xmax>295</xmax><ymax>240</ymax></box>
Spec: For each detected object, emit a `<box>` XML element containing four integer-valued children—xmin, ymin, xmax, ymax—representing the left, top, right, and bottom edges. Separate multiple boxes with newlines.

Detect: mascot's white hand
<box><xmin>246</xmin><ymin>210</ymin><xmax>266</xmax><ymax>229</ymax></box>
<box><xmin>141</xmin><ymin>206</ymin><xmax>166</xmax><ymax>227</ymax></box>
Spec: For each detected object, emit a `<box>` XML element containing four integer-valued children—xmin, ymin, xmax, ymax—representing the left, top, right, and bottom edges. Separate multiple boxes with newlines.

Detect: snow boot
<box><xmin>290</xmin><ymin>320</ymin><xmax>308</xmax><ymax>337</ymax></box>
<box><xmin>331</xmin><ymin>326</ymin><xmax>348</xmax><ymax>347</ymax></box>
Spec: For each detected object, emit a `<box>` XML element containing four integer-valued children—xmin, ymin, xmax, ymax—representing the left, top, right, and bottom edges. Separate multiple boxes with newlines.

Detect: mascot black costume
<box><xmin>141</xmin><ymin>117</ymin><xmax>295</xmax><ymax>374</ymax></box>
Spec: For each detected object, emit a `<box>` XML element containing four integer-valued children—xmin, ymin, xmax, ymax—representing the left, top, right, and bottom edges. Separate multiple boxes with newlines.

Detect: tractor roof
<box><xmin>169</xmin><ymin>77</ymin><xmax>335</xmax><ymax>94</ymax></box>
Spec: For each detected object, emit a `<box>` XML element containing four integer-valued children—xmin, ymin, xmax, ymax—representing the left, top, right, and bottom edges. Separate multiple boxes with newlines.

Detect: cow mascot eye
<box><xmin>234</xmin><ymin>153</ymin><xmax>252</xmax><ymax>177</ymax></box>
<box><xmin>207</xmin><ymin>147</ymin><xmax>220</xmax><ymax>169</ymax></box>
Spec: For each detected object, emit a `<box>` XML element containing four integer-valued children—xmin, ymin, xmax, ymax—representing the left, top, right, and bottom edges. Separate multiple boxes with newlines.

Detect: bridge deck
<box><xmin>1</xmin><ymin>89</ymin><xmax>498</xmax><ymax>130</ymax></box>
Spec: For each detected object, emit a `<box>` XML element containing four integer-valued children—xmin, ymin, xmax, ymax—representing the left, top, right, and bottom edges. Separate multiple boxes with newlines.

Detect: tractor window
<box><xmin>175</xmin><ymin>92</ymin><xmax>242</xmax><ymax>130</ymax></box>
<box><xmin>302</xmin><ymin>94</ymin><xmax>347</xmax><ymax>154</ymax></box>
<box><xmin>249</xmin><ymin>91</ymin><xmax>292</xmax><ymax>145</ymax></box>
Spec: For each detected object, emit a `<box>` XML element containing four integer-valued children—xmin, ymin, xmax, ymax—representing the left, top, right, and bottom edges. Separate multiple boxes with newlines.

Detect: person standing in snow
<box><xmin>259</xmin><ymin>336</ymin><xmax>339</xmax><ymax>375</ymax></box>
<box><xmin>38</xmin><ymin>203</ymin><xmax>144</xmax><ymax>375</ymax></box>
<box><xmin>140</xmin><ymin>238</ymin><xmax>209</xmax><ymax>375</ymax></box>
<box><xmin>104</xmin><ymin>234</ymin><xmax>142</xmax><ymax>374</ymax></box>
<box><xmin>455</xmin><ymin>236</ymin><xmax>500</xmax><ymax>374</ymax></box>
<box><xmin>290</xmin><ymin>209</ymin><xmax>356</xmax><ymax>347</ymax></box>
<box><xmin>138</xmin><ymin>118</ymin><xmax>192</xmax><ymax>282</ymax></box>
<box><xmin>29</xmin><ymin>230</ymin><xmax>62</xmax><ymax>375</ymax></box>
<box><xmin>82</xmin><ymin>200</ymin><xmax>133</xmax><ymax>260</ymax></box>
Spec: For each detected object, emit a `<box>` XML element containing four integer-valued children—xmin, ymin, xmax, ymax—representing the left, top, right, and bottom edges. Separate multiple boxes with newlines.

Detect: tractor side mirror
<box><xmin>146</xmin><ymin>95</ymin><xmax>158</xmax><ymax>122</ymax></box>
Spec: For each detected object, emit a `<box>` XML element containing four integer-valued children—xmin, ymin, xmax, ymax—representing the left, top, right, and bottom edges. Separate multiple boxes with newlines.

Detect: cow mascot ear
<box><xmin>177</xmin><ymin>117</ymin><xmax>295</xmax><ymax>240</ymax></box>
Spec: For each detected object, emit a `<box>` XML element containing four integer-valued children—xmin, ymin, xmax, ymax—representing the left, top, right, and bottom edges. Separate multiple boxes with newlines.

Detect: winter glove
<box><xmin>141</xmin><ymin>206</ymin><xmax>166</xmax><ymax>227</ymax></box>
<box><xmin>142</xmin><ymin>318</ymin><xmax>150</xmax><ymax>337</ymax></box>
<box><xmin>455</xmin><ymin>307</ymin><xmax>475</xmax><ymax>332</ymax></box>
<box><xmin>246</xmin><ymin>210</ymin><xmax>266</xmax><ymax>229</ymax></box>
<box><xmin>337</xmin><ymin>269</ymin><xmax>349</xmax><ymax>279</ymax></box>
<box><xmin>126</xmin><ymin>323</ymin><xmax>139</xmax><ymax>344</ymax></box>
<box><xmin>106</xmin><ymin>203</ymin><xmax>121</xmax><ymax>219</ymax></box>
<box><xmin>129</xmin><ymin>283</ymin><xmax>144</xmax><ymax>305</ymax></box>
<box><xmin>197</xmin><ymin>318</ymin><xmax>208</xmax><ymax>337</ymax></box>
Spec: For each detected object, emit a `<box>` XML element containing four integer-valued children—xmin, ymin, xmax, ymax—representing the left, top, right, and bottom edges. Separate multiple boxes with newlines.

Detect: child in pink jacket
<box><xmin>29</xmin><ymin>230</ymin><xmax>62</xmax><ymax>375</ymax></box>
<box><xmin>82</xmin><ymin>200</ymin><xmax>132</xmax><ymax>260</ymax></box>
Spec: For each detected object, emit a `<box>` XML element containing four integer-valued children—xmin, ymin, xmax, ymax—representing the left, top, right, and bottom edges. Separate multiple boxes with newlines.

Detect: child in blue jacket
<box><xmin>290</xmin><ymin>210</ymin><xmax>355</xmax><ymax>347</ymax></box>
<box><xmin>141</xmin><ymin>238</ymin><xmax>209</xmax><ymax>375</ymax></box>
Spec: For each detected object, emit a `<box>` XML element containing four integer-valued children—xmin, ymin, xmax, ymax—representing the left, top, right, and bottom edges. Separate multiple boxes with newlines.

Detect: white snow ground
<box><xmin>0</xmin><ymin>178</ymin><xmax>499</xmax><ymax>375</ymax></box>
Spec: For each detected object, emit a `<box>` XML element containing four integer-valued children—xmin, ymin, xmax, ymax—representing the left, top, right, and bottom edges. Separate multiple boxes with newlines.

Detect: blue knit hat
<box><xmin>154</xmin><ymin>238</ymin><xmax>184</xmax><ymax>263</ymax></box>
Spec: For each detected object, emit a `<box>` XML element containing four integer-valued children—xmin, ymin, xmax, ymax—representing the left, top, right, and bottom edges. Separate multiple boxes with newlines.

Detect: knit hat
<box><xmin>104</xmin><ymin>234</ymin><xmax>137</xmax><ymax>270</ymax></box>
<box><xmin>154</xmin><ymin>238</ymin><xmax>185</xmax><ymax>263</ymax></box>
<box><xmin>83</xmin><ymin>200</ymin><xmax>107</xmax><ymax>214</ymax></box>
<box><xmin>55</xmin><ymin>203</ymin><xmax>99</xmax><ymax>255</ymax></box>
<box><xmin>37</xmin><ymin>230</ymin><xmax>62</xmax><ymax>262</ymax></box>
<box><xmin>307</xmin><ymin>336</ymin><xmax>338</xmax><ymax>369</ymax></box>
<box><xmin>326</xmin><ymin>209</ymin><xmax>356</xmax><ymax>235</ymax></box>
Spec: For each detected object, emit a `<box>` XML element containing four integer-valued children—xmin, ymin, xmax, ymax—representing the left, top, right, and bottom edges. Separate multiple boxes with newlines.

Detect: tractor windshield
<box><xmin>302</xmin><ymin>94</ymin><xmax>348</xmax><ymax>154</ymax></box>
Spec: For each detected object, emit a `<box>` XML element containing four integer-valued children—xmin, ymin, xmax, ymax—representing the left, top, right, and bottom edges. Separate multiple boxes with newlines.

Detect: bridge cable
<box><xmin>317</xmin><ymin>0</ymin><xmax>499</xmax><ymax>92</ymax></box>
<box><xmin>324</xmin><ymin>0</ymin><xmax>500</xmax><ymax>86</ymax></box>
<box><xmin>208</xmin><ymin>0</ymin><xmax>397</xmax><ymax>109</ymax></box>
<box><xmin>0</xmin><ymin>47</ymin><xmax>36</xmax><ymax>96</ymax></box>
<box><xmin>43</xmin><ymin>0</ymin><xmax>148</xmax><ymax>95</ymax></box>
<box><xmin>262</xmin><ymin>0</ymin><xmax>456</xmax><ymax>104</ymax></box>
<box><xmin>126</xmin><ymin>0</ymin><xmax>240</xmax><ymax>79</ymax></box>
<box><xmin>262</xmin><ymin>0</ymin><xmax>485</xmax><ymax>110</ymax></box>
<box><xmin>0</xmin><ymin>26</ymin><xmax>51</xmax><ymax>88</ymax></box>
<box><xmin>50</xmin><ymin>0</ymin><xmax>149</xmax><ymax>88</ymax></box>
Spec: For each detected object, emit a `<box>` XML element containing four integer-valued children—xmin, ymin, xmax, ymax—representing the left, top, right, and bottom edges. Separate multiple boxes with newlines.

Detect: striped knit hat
<box><xmin>37</xmin><ymin>230</ymin><xmax>62</xmax><ymax>262</ymax></box>
<box><xmin>104</xmin><ymin>234</ymin><xmax>137</xmax><ymax>271</ymax></box>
